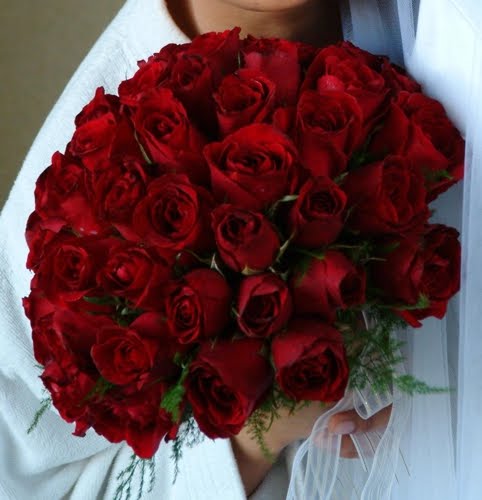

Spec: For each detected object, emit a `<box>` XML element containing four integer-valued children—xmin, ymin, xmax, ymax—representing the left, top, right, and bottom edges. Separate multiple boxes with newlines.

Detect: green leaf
<box><xmin>293</xmin><ymin>256</ymin><xmax>312</xmax><ymax>287</ymax></box>
<box><xmin>83</xmin><ymin>295</ymin><xmax>118</xmax><ymax>306</ymax></box>
<box><xmin>134</xmin><ymin>131</ymin><xmax>153</xmax><ymax>165</ymax></box>
<box><xmin>395</xmin><ymin>294</ymin><xmax>430</xmax><ymax>311</ymax></box>
<box><xmin>241</xmin><ymin>265</ymin><xmax>261</xmax><ymax>276</ymax></box>
<box><xmin>275</xmin><ymin>233</ymin><xmax>295</xmax><ymax>263</ymax></box>
<box><xmin>160</xmin><ymin>361</ymin><xmax>191</xmax><ymax>422</ymax></box>
<box><xmin>267</xmin><ymin>194</ymin><xmax>299</xmax><ymax>218</ymax></box>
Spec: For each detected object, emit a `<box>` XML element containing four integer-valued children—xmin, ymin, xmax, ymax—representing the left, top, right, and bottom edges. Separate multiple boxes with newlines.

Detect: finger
<box><xmin>328</xmin><ymin>405</ymin><xmax>392</xmax><ymax>435</ymax></box>
<box><xmin>339</xmin><ymin>435</ymin><xmax>359</xmax><ymax>459</ymax></box>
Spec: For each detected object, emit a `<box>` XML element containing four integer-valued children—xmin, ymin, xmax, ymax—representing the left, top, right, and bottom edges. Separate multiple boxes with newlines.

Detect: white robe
<box><xmin>0</xmin><ymin>0</ymin><xmax>480</xmax><ymax>498</ymax></box>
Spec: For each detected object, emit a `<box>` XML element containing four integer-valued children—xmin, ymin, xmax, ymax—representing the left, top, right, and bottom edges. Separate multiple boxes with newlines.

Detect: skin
<box><xmin>167</xmin><ymin>0</ymin><xmax>343</xmax><ymax>45</ymax></box>
<box><xmin>165</xmin><ymin>0</ymin><xmax>392</xmax><ymax>495</ymax></box>
<box><xmin>230</xmin><ymin>403</ymin><xmax>392</xmax><ymax>495</ymax></box>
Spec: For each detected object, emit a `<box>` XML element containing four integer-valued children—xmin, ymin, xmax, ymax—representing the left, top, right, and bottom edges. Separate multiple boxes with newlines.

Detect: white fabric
<box><xmin>0</xmin><ymin>1</ymin><xmax>246</xmax><ymax>499</ymax></box>
<box><xmin>1</xmin><ymin>0</ymin><xmax>481</xmax><ymax>499</ymax></box>
<box><xmin>289</xmin><ymin>1</ymin><xmax>482</xmax><ymax>499</ymax></box>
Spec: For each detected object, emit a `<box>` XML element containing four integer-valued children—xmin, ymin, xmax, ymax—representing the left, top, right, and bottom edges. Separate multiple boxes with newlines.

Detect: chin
<box><xmin>222</xmin><ymin>0</ymin><xmax>315</xmax><ymax>11</ymax></box>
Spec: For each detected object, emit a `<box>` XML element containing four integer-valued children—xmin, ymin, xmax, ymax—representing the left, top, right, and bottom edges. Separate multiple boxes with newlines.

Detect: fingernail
<box><xmin>332</xmin><ymin>420</ymin><xmax>356</xmax><ymax>435</ymax></box>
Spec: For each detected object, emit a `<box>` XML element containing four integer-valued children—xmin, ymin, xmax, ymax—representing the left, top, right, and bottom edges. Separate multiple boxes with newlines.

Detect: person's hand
<box><xmin>231</xmin><ymin>402</ymin><xmax>392</xmax><ymax>495</ymax></box>
<box><xmin>327</xmin><ymin>405</ymin><xmax>392</xmax><ymax>458</ymax></box>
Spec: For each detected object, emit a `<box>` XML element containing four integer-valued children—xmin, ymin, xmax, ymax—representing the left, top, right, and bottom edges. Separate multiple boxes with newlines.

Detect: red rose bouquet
<box><xmin>24</xmin><ymin>28</ymin><xmax>463</xmax><ymax>495</ymax></box>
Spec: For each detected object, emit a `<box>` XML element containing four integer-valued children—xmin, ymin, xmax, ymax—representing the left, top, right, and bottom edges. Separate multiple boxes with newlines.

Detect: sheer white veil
<box><xmin>288</xmin><ymin>1</ymin><xmax>482</xmax><ymax>498</ymax></box>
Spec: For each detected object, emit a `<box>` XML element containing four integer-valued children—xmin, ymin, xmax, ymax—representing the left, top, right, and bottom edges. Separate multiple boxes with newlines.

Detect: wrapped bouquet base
<box><xmin>24</xmin><ymin>28</ymin><xmax>462</xmax><ymax>499</ymax></box>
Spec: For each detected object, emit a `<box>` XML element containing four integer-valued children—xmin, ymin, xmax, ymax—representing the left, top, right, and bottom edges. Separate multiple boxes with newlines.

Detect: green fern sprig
<box><xmin>170</xmin><ymin>417</ymin><xmax>204</xmax><ymax>482</ymax></box>
<box><xmin>27</xmin><ymin>396</ymin><xmax>52</xmax><ymax>434</ymax></box>
<box><xmin>344</xmin><ymin>308</ymin><xmax>447</xmax><ymax>395</ymax></box>
<box><xmin>114</xmin><ymin>454</ymin><xmax>155</xmax><ymax>500</ymax></box>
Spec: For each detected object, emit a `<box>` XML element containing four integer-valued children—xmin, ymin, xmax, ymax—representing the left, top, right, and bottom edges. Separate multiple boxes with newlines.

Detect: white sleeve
<box><xmin>0</xmin><ymin>1</ymin><xmax>247</xmax><ymax>498</ymax></box>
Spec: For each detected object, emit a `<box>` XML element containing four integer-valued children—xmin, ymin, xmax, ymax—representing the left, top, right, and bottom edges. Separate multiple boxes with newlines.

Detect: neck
<box><xmin>167</xmin><ymin>0</ymin><xmax>343</xmax><ymax>47</ymax></box>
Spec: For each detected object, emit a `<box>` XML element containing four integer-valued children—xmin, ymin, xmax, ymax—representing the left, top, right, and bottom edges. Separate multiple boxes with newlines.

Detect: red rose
<box><xmin>182</xmin><ymin>28</ymin><xmax>240</xmax><ymax>83</ymax></box>
<box><xmin>343</xmin><ymin>156</ymin><xmax>430</xmax><ymax>236</ymax></box>
<box><xmin>288</xmin><ymin>176</ymin><xmax>347</xmax><ymax>248</ymax></box>
<box><xmin>132</xmin><ymin>174</ymin><xmax>214</xmax><ymax>252</ymax></box>
<box><xmin>214</xmin><ymin>69</ymin><xmax>276</xmax><ymax>137</ymax></box>
<box><xmin>372</xmin><ymin>239</ymin><xmax>425</xmax><ymax>305</ymax></box>
<box><xmin>41</xmin><ymin>357</ymin><xmax>96</xmax><ymax>432</ymax></box>
<box><xmin>118</xmin><ymin>46</ymin><xmax>178</xmax><ymax>106</ymax></box>
<box><xmin>25</xmin><ymin>211</ymin><xmax>63</xmax><ymax>271</ymax></box>
<box><xmin>303</xmin><ymin>45</ymin><xmax>389</xmax><ymax>126</ymax></box>
<box><xmin>212</xmin><ymin>204</ymin><xmax>280</xmax><ymax>273</ymax></box>
<box><xmin>26</xmin><ymin>298</ymin><xmax>113</xmax><ymax>369</ymax></box>
<box><xmin>132</xmin><ymin>87</ymin><xmax>208</xmax><ymax>185</ymax></box>
<box><xmin>169</xmin><ymin>29</ymin><xmax>241</xmax><ymax>133</ymax></box>
<box><xmin>33</xmin><ymin>234</ymin><xmax>112</xmax><ymax>307</ymax></box>
<box><xmin>236</xmin><ymin>274</ymin><xmax>292</xmax><ymax>338</ymax></box>
<box><xmin>271</xmin><ymin>318</ymin><xmax>349</xmax><ymax>401</ymax></box>
<box><xmin>296</xmin><ymin>90</ymin><xmax>363</xmax><ymax>177</ymax></box>
<box><xmin>368</xmin><ymin>102</ymin><xmax>449</xmax><ymax>182</ymax></box>
<box><xmin>397</xmin><ymin>225</ymin><xmax>461</xmax><ymax>327</ymax></box>
<box><xmin>53</xmin><ymin>309</ymin><xmax>116</xmax><ymax>369</ymax></box>
<box><xmin>91</xmin><ymin>313</ymin><xmax>165</xmax><ymax>387</ymax></box>
<box><xmin>291</xmin><ymin>251</ymin><xmax>366</xmax><ymax>320</ymax></box>
<box><xmin>185</xmin><ymin>338</ymin><xmax>273</xmax><ymax>438</ymax></box>
<box><xmin>97</xmin><ymin>243</ymin><xmax>173</xmax><ymax>310</ymax></box>
<box><xmin>205</xmin><ymin>124</ymin><xmax>299</xmax><ymax>210</ymax></box>
<box><xmin>90</xmin><ymin>383</ymin><xmax>178</xmax><ymax>458</ymax></box>
<box><xmin>69</xmin><ymin>88</ymin><xmax>137</xmax><ymax>170</ymax></box>
<box><xmin>34</xmin><ymin>152</ymin><xmax>99</xmax><ymax>235</ymax></box>
<box><xmin>242</xmin><ymin>35</ymin><xmax>301</xmax><ymax>105</ymax></box>
<box><xmin>124</xmin><ymin>385</ymin><xmax>179</xmax><ymax>458</ymax></box>
<box><xmin>93</xmin><ymin>157</ymin><xmax>149</xmax><ymax>230</ymax></box>
<box><xmin>165</xmin><ymin>269</ymin><xmax>232</xmax><ymax>344</ymax></box>
<box><xmin>396</xmin><ymin>92</ymin><xmax>465</xmax><ymax>200</ymax></box>
<box><xmin>381</xmin><ymin>60</ymin><xmax>421</xmax><ymax>93</ymax></box>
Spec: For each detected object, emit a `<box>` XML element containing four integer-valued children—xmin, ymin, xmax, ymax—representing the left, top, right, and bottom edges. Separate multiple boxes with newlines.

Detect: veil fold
<box><xmin>288</xmin><ymin>1</ymin><xmax>482</xmax><ymax>498</ymax></box>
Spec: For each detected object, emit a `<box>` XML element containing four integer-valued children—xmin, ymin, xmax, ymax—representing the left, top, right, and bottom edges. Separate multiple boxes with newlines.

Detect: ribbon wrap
<box><xmin>287</xmin><ymin>322</ymin><xmax>411</xmax><ymax>500</ymax></box>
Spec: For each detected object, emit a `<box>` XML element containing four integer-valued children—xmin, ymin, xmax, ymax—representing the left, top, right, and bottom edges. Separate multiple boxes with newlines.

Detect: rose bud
<box><xmin>124</xmin><ymin>384</ymin><xmax>179</xmax><ymax>458</ymax></box>
<box><xmin>185</xmin><ymin>338</ymin><xmax>273</xmax><ymax>438</ymax></box>
<box><xmin>212</xmin><ymin>205</ymin><xmax>280</xmax><ymax>273</ymax></box>
<box><xmin>97</xmin><ymin>243</ymin><xmax>173</xmax><ymax>310</ymax></box>
<box><xmin>118</xmin><ymin>48</ymin><xmax>176</xmax><ymax>106</ymax></box>
<box><xmin>242</xmin><ymin>35</ymin><xmax>301</xmax><ymax>106</ymax></box>
<box><xmin>343</xmin><ymin>155</ymin><xmax>430</xmax><ymax>237</ymax></box>
<box><xmin>291</xmin><ymin>250</ymin><xmax>366</xmax><ymax>321</ymax></box>
<box><xmin>41</xmin><ymin>359</ymin><xmax>96</xmax><ymax>430</ymax></box>
<box><xmin>91</xmin><ymin>313</ymin><xmax>167</xmax><ymax>387</ymax></box>
<box><xmin>372</xmin><ymin>238</ymin><xmax>425</xmax><ymax>305</ymax></box>
<box><xmin>204</xmin><ymin>123</ymin><xmax>299</xmax><ymax>211</ymax></box>
<box><xmin>67</xmin><ymin>87</ymin><xmax>132</xmax><ymax>171</ymax></box>
<box><xmin>296</xmin><ymin>90</ymin><xmax>363</xmax><ymax>178</ymax></box>
<box><xmin>302</xmin><ymin>45</ymin><xmax>389</xmax><ymax>127</ymax></box>
<box><xmin>34</xmin><ymin>152</ymin><xmax>100</xmax><ymax>235</ymax></box>
<box><xmin>396</xmin><ymin>225</ymin><xmax>461</xmax><ymax>327</ymax></box>
<box><xmin>25</xmin><ymin>211</ymin><xmax>61</xmax><ymax>271</ymax></box>
<box><xmin>288</xmin><ymin>176</ymin><xmax>347</xmax><ymax>248</ymax></box>
<box><xmin>165</xmin><ymin>269</ymin><xmax>232</xmax><ymax>344</ymax></box>
<box><xmin>132</xmin><ymin>174</ymin><xmax>214</xmax><ymax>252</ymax></box>
<box><xmin>272</xmin><ymin>318</ymin><xmax>349</xmax><ymax>401</ymax></box>
<box><xmin>396</xmin><ymin>92</ymin><xmax>465</xmax><ymax>200</ymax></box>
<box><xmin>89</xmin><ymin>382</ymin><xmax>179</xmax><ymax>458</ymax></box>
<box><xmin>214</xmin><ymin>68</ymin><xmax>276</xmax><ymax>137</ymax></box>
<box><xmin>237</xmin><ymin>274</ymin><xmax>292</xmax><ymax>338</ymax></box>
<box><xmin>94</xmin><ymin>157</ymin><xmax>149</xmax><ymax>229</ymax></box>
<box><xmin>33</xmin><ymin>234</ymin><xmax>113</xmax><ymax>307</ymax></box>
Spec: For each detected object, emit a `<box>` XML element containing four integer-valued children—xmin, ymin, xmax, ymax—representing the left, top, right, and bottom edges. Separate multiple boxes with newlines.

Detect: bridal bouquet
<box><xmin>24</xmin><ymin>28</ymin><xmax>463</xmax><ymax>493</ymax></box>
